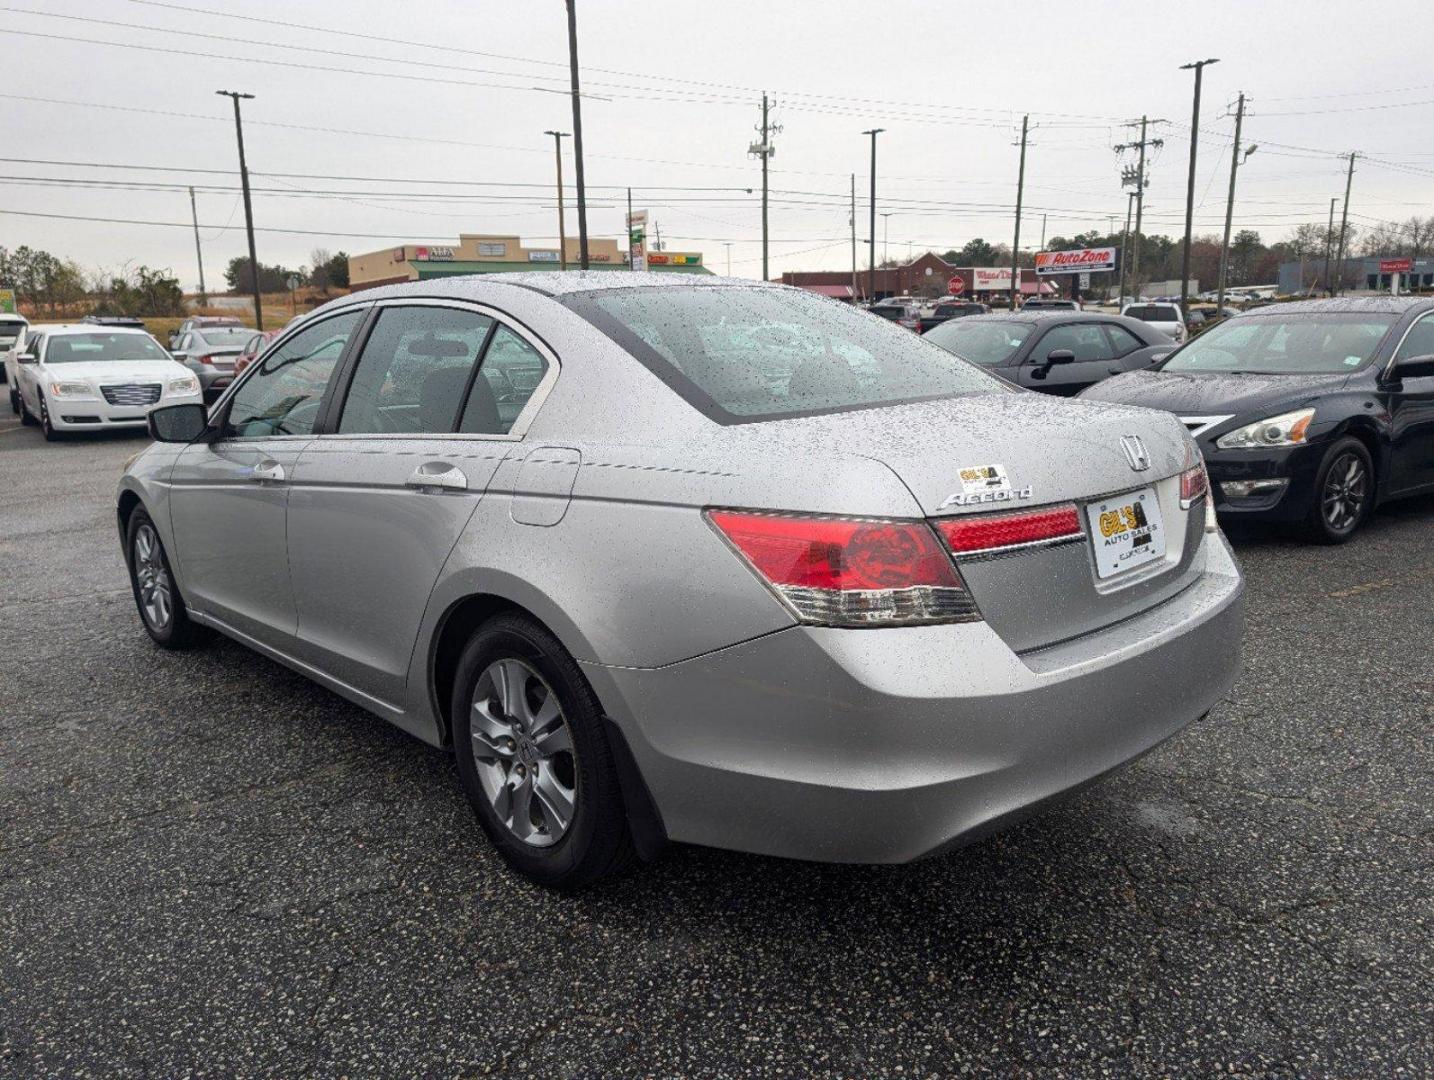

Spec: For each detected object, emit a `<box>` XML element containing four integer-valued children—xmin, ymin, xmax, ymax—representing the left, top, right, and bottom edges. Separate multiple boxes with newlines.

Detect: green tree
<box><xmin>225</xmin><ymin>256</ymin><xmax>299</xmax><ymax>294</ymax></box>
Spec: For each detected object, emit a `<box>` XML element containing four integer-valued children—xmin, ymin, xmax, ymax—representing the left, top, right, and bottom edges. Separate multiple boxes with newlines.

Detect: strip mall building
<box><xmin>349</xmin><ymin>234</ymin><xmax>710</xmax><ymax>290</ymax></box>
<box><xmin>778</xmin><ymin>252</ymin><xmax>1050</xmax><ymax>302</ymax></box>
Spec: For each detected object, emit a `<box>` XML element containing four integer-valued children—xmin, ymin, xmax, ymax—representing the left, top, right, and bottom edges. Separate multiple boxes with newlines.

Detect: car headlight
<box><xmin>167</xmin><ymin>376</ymin><xmax>200</xmax><ymax>394</ymax></box>
<box><xmin>1215</xmin><ymin>408</ymin><xmax>1315</xmax><ymax>450</ymax></box>
<box><xmin>49</xmin><ymin>381</ymin><xmax>93</xmax><ymax>397</ymax></box>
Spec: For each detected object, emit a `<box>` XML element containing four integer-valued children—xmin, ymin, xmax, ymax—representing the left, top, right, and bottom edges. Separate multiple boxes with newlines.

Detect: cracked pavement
<box><xmin>1</xmin><ymin>420</ymin><xmax>1430</xmax><ymax>1078</ymax></box>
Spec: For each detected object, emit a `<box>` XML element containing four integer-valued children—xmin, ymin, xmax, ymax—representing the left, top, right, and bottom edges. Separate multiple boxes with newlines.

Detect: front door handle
<box><xmin>250</xmin><ymin>459</ymin><xmax>285</xmax><ymax>483</ymax></box>
<box><xmin>405</xmin><ymin>462</ymin><xmax>468</xmax><ymax>492</ymax></box>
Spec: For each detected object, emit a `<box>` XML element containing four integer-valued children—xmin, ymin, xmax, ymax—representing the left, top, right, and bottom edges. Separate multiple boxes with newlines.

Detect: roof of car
<box><xmin>26</xmin><ymin>322</ymin><xmax>154</xmax><ymax>336</ymax></box>
<box><xmin>960</xmin><ymin>310</ymin><xmax>1133</xmax><ymax>324</ymax></box>
<box><xmin>1236</xmin><ymin>296</ymin><xmax>1434</xmax><ymax>317</ymax></box>
<box><xmin>337</xmin><ymin>271</ymin><xmax>772</xmax><ymax>306</ymax></box>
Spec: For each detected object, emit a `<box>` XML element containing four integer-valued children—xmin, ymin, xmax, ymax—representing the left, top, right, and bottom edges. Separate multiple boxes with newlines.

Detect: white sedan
<box><xmin>12</xmin><ymin>324</ymin><xmax>202</xmax><ymax>440</ymax></box>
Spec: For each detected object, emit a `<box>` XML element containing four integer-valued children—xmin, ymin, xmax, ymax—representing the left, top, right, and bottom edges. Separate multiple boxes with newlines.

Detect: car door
<box><xmin>14</xmin><ymin>332</ymin><xmax>44</xmax><ymax>410</ymax></box>
<box><xmin>285</xmin><ymin>302</ymin><xmax>554</xmax><ymax>706</ymax></box>
<box><xmin>165</xmin><ymin>308</ymin><xmax>366</xmax><ymax>648</ymax></box>
<box><xmin>1019</xmin><ymin>322</ymin><xmax>1121</xmax><ymax>395</ymax></box>
<box><xmin>1383</xmin><ymin>310</ymin><xmax>1434</xmax><ymax>494</ymax></box>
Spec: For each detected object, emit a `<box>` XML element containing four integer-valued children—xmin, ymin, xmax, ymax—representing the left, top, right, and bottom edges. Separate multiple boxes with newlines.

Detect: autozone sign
<box><xmin>1035</xmin><ymin>246</ymin><xmax>1118</xmax><ymax>276</ymax></box>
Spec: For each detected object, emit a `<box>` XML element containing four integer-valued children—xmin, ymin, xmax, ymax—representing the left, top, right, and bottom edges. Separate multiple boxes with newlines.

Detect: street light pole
<box><xmin>1179</xmin><ymin>58</ymin><xmax>1219</xmax><ymax>318</ymax></box>
<box><xmin>543</xmin><ymin>130</ymin><xmax>570</xmax><ymax>270</ymax></box>
<box><xmin>880</xmin><ymin>212</ymin><xmax>894</xmax><ymax>266</ymax></box>
<box><xmin>564</xmin><ymin>0</ymin><xmax>589</xmax><ymax>269</ymax></box>
<box><xmin>216</xmin><ymin>90</ymin><xmax>261</xmax><ymax>330</ymax></box>
<box><xmin>862</xmin><ymin>128</ymin><xmax>884</xmax><ymax>302</ymax></box>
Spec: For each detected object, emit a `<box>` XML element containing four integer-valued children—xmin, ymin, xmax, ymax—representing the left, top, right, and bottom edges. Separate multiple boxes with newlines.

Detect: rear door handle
<box><xmin>250</xmin><ymin>459</ymin><xmax>285</xmax><ymax>483</ymax></box>
<box><xmin>405</xmin><ymin>462</ymin><xmax>468</xmax><ymax>492</ymax></box>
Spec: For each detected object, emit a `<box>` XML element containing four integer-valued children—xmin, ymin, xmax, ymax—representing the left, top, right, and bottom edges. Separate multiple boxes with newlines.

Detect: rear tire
<box><xmin>452</xmin><ymin>613</ymin><xmax>636</xmax><ymax>890</ymax></box>
<box><xmin>1301</xmin><ymin>436</ymin><xmax>1373</xmax><ymax>544</ymax></box>
<box><xmin>125</xmin><ymin>507</ymin><xmax>207</xmax><ymax>649</ymax></box>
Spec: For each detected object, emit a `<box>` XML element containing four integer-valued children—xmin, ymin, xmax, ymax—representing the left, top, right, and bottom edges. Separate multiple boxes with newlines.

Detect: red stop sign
<box><xmin>947</xmin><ymin>276</ymin><xmax>965</xmax><ymax>295</ymax></box>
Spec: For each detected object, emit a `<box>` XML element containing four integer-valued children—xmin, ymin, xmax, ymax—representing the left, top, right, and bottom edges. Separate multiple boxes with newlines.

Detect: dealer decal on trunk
<box><xmin>939</xmin><ymin>465</ymin><xmax>1034</xmax><ymax>509</ymax></box>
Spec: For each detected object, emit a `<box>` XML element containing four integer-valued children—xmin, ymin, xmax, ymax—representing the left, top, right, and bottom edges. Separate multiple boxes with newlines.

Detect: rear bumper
<box><xmin>585</xmin><ymin>534</ymin><xmax>1244</xmax><ymax>864</ymax></box>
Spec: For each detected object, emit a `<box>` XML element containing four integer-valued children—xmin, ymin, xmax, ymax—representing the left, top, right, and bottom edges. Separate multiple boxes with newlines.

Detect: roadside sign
<box><xmin>1035</xmin><ymin>246</ymin><xmax>1118</xmax><ymax>276</ymax></box>
<box><xmin>947</xmin><ymin>276</ymin><xmax>965</xmax><ymax>295</ymax></box>
<box><xmin>1079</xmin><ymin>272</ymin><xmax>1092</xmax><ymax>289</ymax></box>
<box><xmin>1379</xmin><ymin>258</ymin><xmax>1413</xmax><ymax>273</ymax></box>
<box><xmin>628</xmin><ymin>210</ymin><xmax>648</xmax><ymax>271</ymax></box>
<box><xmin>286</xmin><ymin>274</ymin><xmax>300</xmax><ymax>291</ymax></box>
<box><xmin>0</xmin><ymin>287</ymin><xmax>15</xmax><ymax>314</ymax></box>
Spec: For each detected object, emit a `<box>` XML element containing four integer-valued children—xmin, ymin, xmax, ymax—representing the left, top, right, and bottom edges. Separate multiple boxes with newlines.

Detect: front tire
<box><xmin>19</xmin><ymin>390</ymin><xmax>36</xmax><ymax>425</ymax></box>
<box><xmin>1302</xmin><ymin>436</ymin><xmax>1373</xmax><ymax>544</ymax></box>
<box><xmin>126</xmin><ymin>508</ymin><xmax>206</xmax><ymax>649</ymax></box>
<box><xmin>8</xmin><ymin>383</ymin><xmax>18</xmax><ymax>415</ymax></box>
<box><xmin>38</xmin><ymin>394</ymin><xmax>60</xmax><ymax>441</ymax></box>
<box><xmin>452</xmin><ymin>613</ymin><xmax>635</xmax><ymax>889</ymax></box>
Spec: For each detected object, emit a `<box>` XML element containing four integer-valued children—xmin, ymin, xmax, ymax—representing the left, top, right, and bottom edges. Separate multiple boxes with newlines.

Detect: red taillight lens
<box><xmin>1180</xmin><ymin>463</ymin><xmax>1208</xmax><ymax>506</ymax></box>
<box><xmin>707</xmin><ymin>510</ymin><xmax>979</xmax><ymax>626</ymax></box>
<box><xmin>196</xmin><ymin>354</ymin><xmax>216</xmax><ymax>366</ymax></box>
<box><xmin>935</xmin><ymin>505</ymin><xmax>1083</xmax><ymax>557</ymax></box>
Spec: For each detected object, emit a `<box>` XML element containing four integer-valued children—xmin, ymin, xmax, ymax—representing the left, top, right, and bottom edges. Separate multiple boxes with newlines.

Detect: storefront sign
<box><xmin>415</xmin><ymin>246</ymin><xmax>455</xmax><ymax>262</ymax></box>
<box><xmin>528</xmin><ymin>250</ymin><xmax>560</xmax><ymax>263</ymax></box>
<box><xmin>1035</xmin><ymin>247</ymin><xmax>1118</xmax><ymax>276</ymax></box>
<box><xmin>628</xmin><ymin>210</ymin><xmax>648</xmax><ymax>272</ymax></box>
<box><xmin>392</xmin><ymin>248</ymin><xmax>407</xmax><ymax>263</ymax></box>
<box><xmin>972</xmin><ymin>268</ymin><xmax>1012</xmax><ymax>290</ymax></box>
<box><xmin>476</xmin><ymin>242</ymin><xmax>507</xmax><ymax>257</ymax></box>
<box><xmin>1379</xmin><ymin>258</ymin><xmax>1413</xmax><ymax>274</ymax></box>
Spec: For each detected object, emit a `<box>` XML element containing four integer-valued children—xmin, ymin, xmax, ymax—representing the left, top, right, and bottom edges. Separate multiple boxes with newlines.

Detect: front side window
<box><xmin>570</xmin><ymin>287</ymin><xmax>1008</xmax><ymax>422</ymax></box>
<box><xmin>924</xmin><ymin>319</ymin><xmax>1033</xmax><ymax>367</ymax></box>
<box><xmin>1393</xmin><ymin>312</ymin><xmax>1434</xmax><ymax>362</ymax></box>
<box><xmin>1032</xmin><ymin>323</ymin><xmax>1115</xmax><ymax>363</ymax></box>
<box><xmin>460</xmin><ymin>326</ymin><xmax>549</xmax><ymax>434</ymax></box>
<box><xmin>337</xmin><ymin>306</ymin><xmax>493</xmax><ymax>435</ymax></box>
<box><xmin>40</xmin><ymin>333</ymin><xmax>169</xmax><ymax>364</ymax></box>
<box><xmin>224</xmin><ymin>310</ymin><xmax>363</xmax><ymax>437</ymax></box>
<box><xmin>1162</xmin><ymin>313</ymin><xmax>1397</xmax><ymax>375</ymax></box>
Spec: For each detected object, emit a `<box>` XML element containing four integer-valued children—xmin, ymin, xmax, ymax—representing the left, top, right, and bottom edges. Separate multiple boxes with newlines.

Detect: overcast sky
<box><xmin>3</xmin><ymin>0</ymin><xmax>1431</xmax><ymax>288</ymax></box>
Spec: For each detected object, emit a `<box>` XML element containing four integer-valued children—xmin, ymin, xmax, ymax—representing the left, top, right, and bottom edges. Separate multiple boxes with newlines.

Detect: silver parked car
<box><xmin>118</xmin><ymin>274</ymin><xmax>1244</xmax><ymax>888</ymax></box>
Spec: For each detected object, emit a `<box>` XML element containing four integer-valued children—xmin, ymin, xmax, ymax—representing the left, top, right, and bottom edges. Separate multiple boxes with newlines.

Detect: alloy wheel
<box><xmin>469</xmin><ymin>658</ymin><xmax>578</xmax><ymax>848</ymax></box>
<box><xmin>1322</xmin><ymin>452</ymin><xmax>1368</xmax><ymax>533</ymax></box>
<box><xmin>132</xmin><ymin>523</ymin><xmax>173</xmax><ymax>630</ymax></box>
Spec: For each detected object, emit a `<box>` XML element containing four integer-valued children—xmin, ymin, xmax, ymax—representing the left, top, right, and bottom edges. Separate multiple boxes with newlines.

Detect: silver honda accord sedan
<box><xmin>117</xmin><ymin>273</ymin><xmax>1244</xmax><ymax>888</ymax></box>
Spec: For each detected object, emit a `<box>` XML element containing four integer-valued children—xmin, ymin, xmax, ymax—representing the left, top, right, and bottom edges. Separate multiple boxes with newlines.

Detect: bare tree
<box><xmin>1406</xmin><ymin>216</ymin><xmax>1434</xmax><ymax>263</ymax></box>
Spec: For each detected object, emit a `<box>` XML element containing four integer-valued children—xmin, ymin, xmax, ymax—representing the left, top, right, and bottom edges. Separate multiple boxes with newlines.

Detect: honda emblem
<box><xmin>1120</xmin><ymin>435</ymin><xmax>1151</xmax><ymax>472</ymax></box>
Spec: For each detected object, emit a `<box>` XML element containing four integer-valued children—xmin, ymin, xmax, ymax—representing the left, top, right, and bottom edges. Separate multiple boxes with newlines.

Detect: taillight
<box><xmin>706</xmin><ymin>510</ymin><xmax>979</xmax><ymax>627</ymax></box>
<box><xmin>196</xmin><ymin>354</ymin><xmax>216</xmax><ymax>366</ymax></box>
<box><xmin>1179</xmin><ymin>462</ymin><xmax>1208</xmax><ymax>508</ymax></box>
<box><xmin>935</xmin><ymin>505</ymin><xmax>1083</xmax><ymax>558</ymax></box>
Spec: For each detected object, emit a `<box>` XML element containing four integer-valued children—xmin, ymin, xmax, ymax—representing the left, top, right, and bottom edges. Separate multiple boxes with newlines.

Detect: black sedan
<box><xmin>1079</xmin><ymin>297</ymin><xmax>1434</xmax><ymax>543</ymax></box>
<box><xmin>922</xmin><ymin>311</ymin><xmax>1170</xmax><ymax>396</ymax></box>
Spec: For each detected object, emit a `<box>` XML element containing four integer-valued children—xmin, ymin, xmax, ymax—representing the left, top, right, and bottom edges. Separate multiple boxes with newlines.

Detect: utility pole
<box><xmin>1116</xmin><ymin>116</ymin><xmax>1163</xmax><ymax>304</ymax></box>
<box><xmin>1216</xmin><ymin>91</ymin><xmax>1251</xmax><ymax>314</ymax></box>
<box><xmin>881</xmin><ymin>212</ymin><xmax>894</xmax><ymax>265</ymax></box>
<box><xmin>544</xmin><ymin>130</ymin><xmax>570</xmax><ymax>269</ymax></box>
<box><xmin>1334</xmin><ymin>152</ymin><xmax>1357</xmax><ymax>296</ymax></box>
<box><xmin>862</xmin><ymin>128</ymin><xmax>884</xmax><ymax>302</ymax></box>
<box><xmin>849</xmin><ymin>172</ymin><xmax>857</xmax><ymax>300</ymax></box>
<box><xmin>1118</xmin><ymin>191</ymin><xmax>1135</xmax><ymax>307</ymax></box>
<box><xmin>749</xmin><ymin>93</ymin><xmax>779</xmax><ymax>282</ymax></box>
<box><xmin>1324</xmin><ymin>196</ymin><xmax>1337</xmax><ymax>296</ymax></box>
<box><xmin>1040</xmin><ymin>213</ymin><xmax>1047</xmax><ymax>251</ymax></box>
<box><xmin>188</xmin><ymin>185</ymin><xmax>207</xmax><ymax>304</ymax></box>
<box><xmin>564</xmin><ymin>0</ymin><xmax>589</xmax><ymax>268</ymax></box>
<box><xmin>1179</xmin><ymin>58</ymin><xmax>1219</xmax><ymax>317</ymax></box>
<box><xmin>216</xmin><ymin>90</ymin><xmax>261</xmax><ymax>330</ymax></box>
<box><xmin>724</xmin><ymin>242</ymin><xmax>733</xmax><ymax>276</ymax></box>
<box><xmin>1009</xmin><ymin>114</ymin><xmax>1029</xmax><ymax>310</ymax></box>
<box><xmin>626</xmin><ymin>187</ymin><xmax>635</xmax><ymax>270</ymax></box>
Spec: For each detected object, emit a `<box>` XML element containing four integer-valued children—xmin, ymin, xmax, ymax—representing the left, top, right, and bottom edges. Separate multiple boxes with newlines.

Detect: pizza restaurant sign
<box><xmin>1035</xmin><ymin>246</ymin><xmax>1117</xmax><ymax>276</ymax></box>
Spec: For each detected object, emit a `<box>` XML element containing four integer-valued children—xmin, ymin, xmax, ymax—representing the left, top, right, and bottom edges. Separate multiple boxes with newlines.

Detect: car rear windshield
<box><xmin>43</xmin><ymin>333</ymin><xmax>168</xmax><ymax>363</ymax></box>
<box><xmin>1161</xmin><ymin>313</ymin><xmax>1397</xmax><ymax>374</ymax></box>
<box><xmin>922</xmin><ymin>319</ymin><xmax>1033</xmax><ymax>366</ymax></box>
<box><xmin>0</xmin><ymin>331</ymin><xmax>21</xmax><ymax>348</ymax></box>
<box><xmin>193</xmin><ymin>327</ymin><xmax>256</xmax><ymax>347</ymax></box>
<box><xmin>1125</xmin><ymin>305</ymin><xmax>1178</xmax><ymax>321</ymax></box>
<box><xmin>568</xmin><ymin>286</ymin><xmax>1009</xmax><ymax>423</ymax></box>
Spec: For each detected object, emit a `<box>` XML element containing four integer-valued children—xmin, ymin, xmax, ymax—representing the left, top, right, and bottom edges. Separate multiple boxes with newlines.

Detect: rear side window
<box><xmin>568</xmin><ymin>286</ymin><xmax>1007</xmax><ymax>423</ymax></box>
<box><xmin>459</xmin><ymin>326</ymin><xmax>548</xmax><ymax>435</ymax></box>
<box><xmin>225</xmin><ymin>310</ymin><xmax>363</xmax><ymax>438</ymax></box>
<box><xmin>337</xmin><ymin>306</ymin><xmax>493</xmax><ymax>435</ymax></box>
<box><xmin>1127</xmin><ymin>305</ymin><xmax>1177</xmax><ymax>322</ymax></box>
<box><xmin>1104</xmin><ymin>324</ymin><xmax>1145</xmax><ymax>356</ymax></box>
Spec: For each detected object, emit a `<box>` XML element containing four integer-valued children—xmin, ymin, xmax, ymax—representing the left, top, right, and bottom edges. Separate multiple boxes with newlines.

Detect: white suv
<box><xmin>1</xmin><ymin>313</ymin><xmax>29</xmax><ymax>394</ymax></box>
<box><xmin>12</xmin><ymin>324</ymin><xmax>202</xmax><ymax>441</ymax></box>
<box><xmin>1121</xmin><ymin>301</ymin><xmax>1187</xmax><ymax>344</ymax></box>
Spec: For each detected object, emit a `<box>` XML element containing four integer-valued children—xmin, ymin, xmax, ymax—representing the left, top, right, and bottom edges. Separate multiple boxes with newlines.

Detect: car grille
<box><xmin>100</xmin><ymin>383</ymin><xmax>162</xmax><ymax>407</ymax></box>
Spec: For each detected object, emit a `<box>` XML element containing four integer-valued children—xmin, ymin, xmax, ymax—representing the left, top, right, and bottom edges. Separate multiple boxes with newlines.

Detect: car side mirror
<box><xmin>1392</xmin><ymin>353</ymin><xmax>1434</xmax><ymax>380</ymax></box>
<box><xmin>17</xmin><ymin>352</ymin><xmax>37</xmax><ymax>364</ymax></box>
<box><xmin>148</xmin><ymin>402</ymin><xmax>210</xmax><ymax>443</ymax></box>
<box><xmin>1045</xmin><ymin>349</ymin><xmax>1076</xmax><ymax>365</ymax></box>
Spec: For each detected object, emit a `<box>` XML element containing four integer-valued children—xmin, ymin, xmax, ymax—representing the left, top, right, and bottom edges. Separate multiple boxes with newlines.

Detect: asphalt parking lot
<box><xmin>1</xmin><ymin>417</ymin><xmax>1430</xmax><ymax>1079</ymax></box>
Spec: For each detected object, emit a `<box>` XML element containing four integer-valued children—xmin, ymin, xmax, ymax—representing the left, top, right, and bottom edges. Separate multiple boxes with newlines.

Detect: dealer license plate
<box><xmin>1086</xmin><ymin>487</ymin><xmax>1166</xmax><ymax>579</ymax></box>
